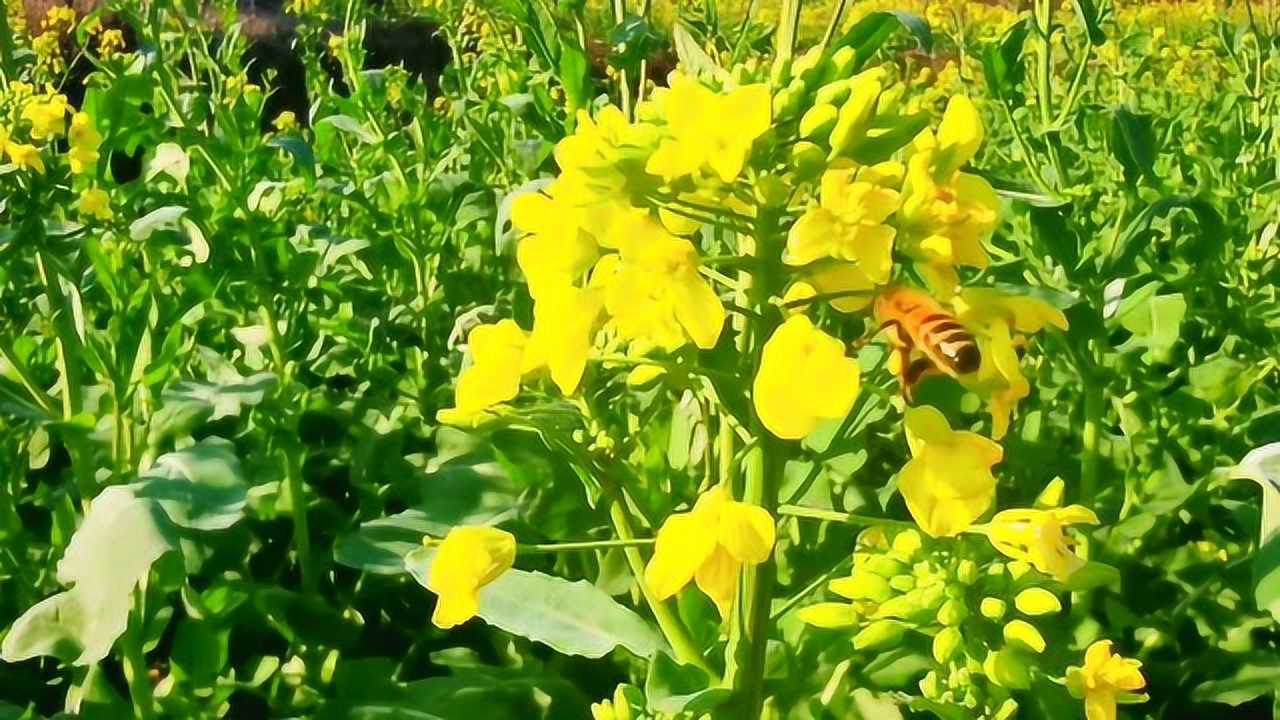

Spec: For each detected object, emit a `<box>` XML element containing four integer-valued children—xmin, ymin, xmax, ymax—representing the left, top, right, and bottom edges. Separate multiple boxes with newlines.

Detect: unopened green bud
<box><xmin>799</xmin><ymin>103</ymin><xmax>839</xmax><ymax>140</ymax></box>
<box><xmin>980</xmin><ymin>597</ymin><xmax>1007</xmax><ymax>620</ymax></box>
<box><xmin>936</xmin><ymin>598</ymin><xmax>968</xmax><ymax>626</ymax></box>
<box><xmin>797</xmin><ymin>602</ymin><xmax>859</xmax><ymax>629</ymax></box>
<box><xmin>983</xmin><ymin>648</ymin><xmax>1031</xmax><ymax>689</ymax></box>
<box><xmin>772</xmin><ymin>78</ymin><xmax>809</xmax><ymax>121</ymax></box>
<box><xmin>853</xmin><ymin>619</ymin><xmax>906</xmax><ymax>650</ymax></box>
<box><xmin>949</xmin><ymin>666</ymin><xmax>972</xmax><ymax>688</ymax></box>
<box><xmin>821</xmin><ymin>46</ymin><xmax>858</xmax><ymax>83</ymax></box>
<box><xmin>770</xmin><ymin>56</ymin><xmax>793</xmax><ymax>87</ymax></box>
<box><xmin>1014</xmin><ymin>587</ymin><xmax>1062</xmax><ymax>616</ymax></box>
<box><xmin>827</xmin><ymin>77</ymin><xmax>882</xmax><ymax>159</ymax></box>
<box><xmin>933</xmin><ymin>627</ymin><xmax>964</xmax><ymax>663</ymax></box>
<box><xmin>789</xmin><ymin>141</ymin><xmax>826</xmax><ymax>180</ymax></box>
<box><xmin>829</xmin><ymin>572</ymin><xmax>891</xmax><ymax>602</ymax></box>
<box><xmin>793</xmin><ymin>47</ymin><xmax>826</xmax><ymax>86</ymax></box>
<box><xmin>889</xmin><ymin>574</ymin><xmax>915</xmax><ymax>593</ymax></box>
<box><xmin>1007</xmin><ymin>561</ymin><xmax>1033</xmax><ymax>580</ymax></box>
<box><xmin>813</xmin><ymin>78</ymin><xmax>853</xmax><ymax>107</ymax></box>
<box><xmin>873</xmin><ymin>595</ymin><xmax>919</xmax><ymax>619</ymax></box>
<box><xmin>1003</xmin><ymin>619</ymin><xmax>1047</xmax><ymax>653</ymax></box>
<box><xmin>755</xmin><ymin>173</ymin><xmax>789</xmax><ymax>208</ymax></box>
<box><xmin>891</xmin><ymin>529</ymin><xmax>923</xmax><ymax>559</ymax></box>
<box><xmin>956</xmin><ymin>559</ymin><xmax>979</xmax><ymax>585</ymax></box>
<box><xmin>916</xmin><ymin>583</ymin><xmax>946</xmax><ymax>610</ymax></box>
<box><xmin>863</xmin><ymin>555</ymin><xmax>907</xmax><ymax>577</ymax></box>
<box><xmin>875</xmin><ymin>83</ymin><xmax>906</xmax><ymax>115</ymax></box>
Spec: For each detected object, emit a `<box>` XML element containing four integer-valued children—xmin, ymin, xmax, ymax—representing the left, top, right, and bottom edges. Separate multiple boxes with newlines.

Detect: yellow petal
<box><xmin>644</xmin><ymin>511</ymin><xmax>718</xmax><ymax>602</ymax></box>
<box><xmin>936</xmin><ymin>95</ymin><xmax>983</xmax><ymax>176</ymax></box>
<box><xmin>526</xmin><ymin>285</ymin><xmax>603</xmax><ymax>395</ymax></box>
<box><xmin>426</xmin><ymin>526</ymin><xmax>516</xmax><ymax>629</ymax></box>
<box><xmin>717</xmin><ymin>501</ymin><xmax>776</xmax><ymax>565</ymax></box>
<box><xmin>1014</xmin><ymin>588</ymin><xmax>1062</xmax><ymax>616</ymax></box>
<box><xmin>671</xmin><ymin>269</ymin><xmax>725</xmax><ymax>350</ymax></box>
<box><xmin>753</xmin><ymin>316</ymin><xmax>860</xmax><ymax>440</ymax></box>
<box><xmin>694</xmin><ymin>545</ymin><xmax>740</xmax><ymax>617</ymax></box>
<box><xmin>1084</xmin><ymin>691</ymin><xmax>1117</xmax><ymax>720</ymax></box>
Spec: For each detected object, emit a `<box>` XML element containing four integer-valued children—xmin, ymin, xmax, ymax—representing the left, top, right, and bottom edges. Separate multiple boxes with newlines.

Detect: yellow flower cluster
<box><xmin>1</xmin><ymin>90</ymin><xmax>103</xmax><ymax>179</ymax></box>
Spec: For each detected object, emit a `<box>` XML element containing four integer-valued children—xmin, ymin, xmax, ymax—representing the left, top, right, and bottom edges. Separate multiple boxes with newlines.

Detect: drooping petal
<box><xmin>753</xmin><ymin>316</ymin><xmax>860</xmax><ymax>440</ymax></box>
<box><xmin>644</xmin><ymin>512</ymin><xmax>718</xmax><ymax>602</ymax></box>
<box><xmin>717</xmin><ymin>501</ymin><xmax>776</xmax><ymax>565</ymax></box>
<box><xmin>426</xmin><ymin>526</ymin><xmax>517</xmax><ymax>629</ymax></box>
<box><xmin>936</xmin><ymin>95</ymin><xmax>983</xmax><ymax>176</ymax></box>
<box><xmin>693</xmin><ymin>545</ymin><xmax>740</xmax><ymax>617</ymax></box>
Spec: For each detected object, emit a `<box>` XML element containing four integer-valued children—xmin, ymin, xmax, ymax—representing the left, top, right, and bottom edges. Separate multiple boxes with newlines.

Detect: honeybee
<box><xmin>872</xmin><ymin>286</ymin><xmax>980</xmax><ymax>401</ymax></box>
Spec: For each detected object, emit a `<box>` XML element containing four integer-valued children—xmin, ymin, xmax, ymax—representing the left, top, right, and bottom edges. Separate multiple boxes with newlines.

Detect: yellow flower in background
<box><xmin>438</xmin><ymin>320</ymin><xmax>529</xmax><ymax>424</ymax></box>
<box><xmin>785</xmin><ymin>162</ymin><xmax>901</xmax><ymax>287</ymax></box>
<box><xmin>77</xmin><ymin>187</ymin><xmax>113</xmax><ymax>220</ymax></box>
<box><xmin>753</xmin><ymin>315</ymin><xmax>860</xmax><ymax>440</ymax></box>
<box><xmin>1066</xmin><ymin>641</ymin><xmax>1148</xmax><ymax>720</ymax></box>
<box><xmin>426</xmin><ymin>526</ymin><xmax>516</xmax><ymax>629</ymax></box>
<box><xmin>5</xmin><ymin>141</ymin><xmax>45</xmax><ymax>174</ymax></box>
<box><xmin>898</xmin><ymin>405</ymin><xmax>1002</xmax><ymax>537</ymax></box>
<box><xmin>645</xmin><ymin>75</ymin><xmax>771</xmax><ymax>183</ymax></box>
<box><xmin>987</xmin><ymin>505</ymin><xmax>1099</xmax><ymax>581</ymax></box>
<box><xmin>67</xmin><ymin>112</ymin><xmax>101</xmax><ymax>174</ymax></box>
<box><xmin>645</xmin><ymin>486</ymin><xmax>775</xmax><ymax>616</ymax></box>
<box><xmin>273</xmin><ymin>111</ymin><xmax>298</xmax><ymax>132</ymax></box>
<box><xmin>899</xmin><ymin>95</ymin><xmax>1000</xmax><ymax>295</ymax></box>
<box><xmin>523</xmin><ymin>284</ymin><xmax>603</xmax><ymax>396</ymax></box>
<box><xmin>21</xmin><ymin>94</ymin><xmax>69</xmax><ymax>140</ymax></box>
<box><xmin>96</xmin><ymin>28</ymin><xmax>126</xmax><ymax>58</ymax></box>
<box><xmin>593</xmin><ymin>214</ymin><xmax>724</xmax><ymax>353</ymax></box>
<box><xmin>952</xmin><ymin>288</ymin><xmax>1068</xmax><ymax>439</ymax></box>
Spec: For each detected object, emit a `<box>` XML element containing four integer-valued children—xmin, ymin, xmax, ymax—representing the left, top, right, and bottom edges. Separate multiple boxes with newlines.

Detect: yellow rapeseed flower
<box><xmin>510</xmin><ymin>187</ymin><xmax>605</xmax><ymax>299</ymax></box>
<box><xmin>1066</xmin><ymin>641</ymin><xmax>1148</xmax><ymax>720</ymax></box>
<box><xmin>592</xmin><ymin>214</ymin><xmax>724</xmax><ymax>354</ymax></box>
<box><xmin>987</xmin><ymin>505</ymin><xmax>1099</xmax><ymax>581</ymax></box>
<box><xmin>523</xmin><ymin>284</ymin><xmax>603</xmax><ymax>396</ymax></box>
<box><xmin>645</xmin><ymin>75</ymin><xmax>771</xmax><ymax>184</ymax></box>
<box><xmin>753</xmin><ymin>315</ymin><xmax>860</xmax><ymax>440</ymax></box>
<box><xmin>425</xmin><ymin>526</ymin><xmax>516</xmax><ymax>629</ymax></box>
<box><xmin>644</xmin><ymin>486</ymin><xmax>775</xmax><ymax>616</ymax></box>
<box><xmin>785</xmin><ymin>162</ymin><xmax>901</xmax><ymax>305</ymax></box>
<box><xmin>438</xmin><ymin>320</ymin><xmax>529</xmax><ymax>424</ymax></box>
<box><xmin>898</xmin><ymin>405</ymin><xmax>1002</xmax><ymax>537</ymax></box>
<box><xmin>21</xmin><ymin>94</ymin><xmax>69</xmax><ymax>140</ymax></box>
<box><xmin>952</xmin><ymin>288</ymin><xmax>1068</xmax><ymax>439</ymax></box>
<box><xmin>5</xmin><ymin>141</ymin><xmax>45</xmax><ymax>174</ymax></box>
<box><xmin>67</xmin><ymin>112</ymin><xmax>101</xmax><ymax>174</ymax></box>
<box><xmin>77</xmin><ymin>188</ymin><xmax>113</xmax><ymax>220</ymax></box>
<box><xmin>273</xmin><ymin>111</ymin><xmax>298</xmax><ymax>132</ymax></box>
<box><xmin>899</xmin><ymin>95</ymin><xmax>1000</xmax><ymax>295</ymax></box>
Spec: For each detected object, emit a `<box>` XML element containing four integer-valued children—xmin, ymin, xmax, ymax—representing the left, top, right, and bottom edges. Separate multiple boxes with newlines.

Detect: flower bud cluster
<box><xmin>801</xmin><ymin>527</ymin><xmax>1068</xmax><ymax>719</ymax></box>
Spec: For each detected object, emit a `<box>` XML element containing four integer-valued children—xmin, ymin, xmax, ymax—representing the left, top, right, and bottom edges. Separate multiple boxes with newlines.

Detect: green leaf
<box><xmin>145</xmin><ymin>142</ymin><xmax>190</xmax><ymax>188</ymax></box>
<box><xmin>983</xmin><ymin>19</ymin><xmax>1031</xmax><ymax>104</ymax></box>
<box><xmin>169</xmin><ymin>619</ymin><xmax>229</xmax><ymax>685</ymax></box>
<box><xmin>1108</xmin><ymin>195</ymin><xmax>1224</xmax><ymax>269</ymax></box>
<box><xmin>1</xmin><ymin>487</ymin><xmax>175</xmax><ymax>665</ymax></box>
<box><xmin>557</xmin><ymin>43</ymin><xmax>590</xmax><ymax>117</ymax></box>
<box><xmin>1070</xmin><ymin>0</ymin><xmax>1106</xmax><ymax>45</ymax></box>
<box><xmin>129</xmin><ymin>206</ymin><xmax>187</xmax><ymax>242</ymax></box>
<box><xmin>132</xmin><ymin>439</ymin><xmax>248</xmax><ymax>532</ymax></box>
<box><xmin>317</xmin><ymin>115</ymin><xmax>379</xmax><ymax>144</ymax></box>
<box><xmin>405</xmin><ymin>547</ymin><xmax>665</xmax><ymax>659</ymax></box>
<box><xmin>835</xmin><ymin>12</ymin><xmax>932</xmax><ymax>71</ymax></box>
<box><xmin>335</xmin><ymin>510</ymin><xmax>440</xmax><ymax>575</ymax></box>
<box><xmin>1227</xmin><ymin>443</ymin><xmax>1280</xmax><ymax>621</ymax></box>
<box><xmin>644</xmin><ymin>652</ymin><xmax>730</xmax><ymax>714</ymax></box>
<box><xmin>267</xmin><ymin>134</ymin><xmax>316</xmax><ymax>173</ymax></box>
<box><xmin>672</xmin><ymin>24</ymin><xmax>727</xmax><ymax>82</ymax></box>
<box><xmin>1113</xmin><ymin>283</ymin><xmax>1185</xmax><ymax>364</ymax></box>
<box><xmin>1109</xmin><ymin>107</ymin><xmax>1158</xmax><ymax>185</ymax></box>
<box><xmin>1191</xmin><ymin>660</ymin><xmax>1280</xmax><ymax>706</ymax></box>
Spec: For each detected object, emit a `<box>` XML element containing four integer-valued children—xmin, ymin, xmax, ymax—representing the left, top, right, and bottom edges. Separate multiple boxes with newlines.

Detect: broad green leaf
<box><xmin>835</xmin><ymin>12</ymin><xmax>932</xmax><ymax>71</ymax></box>
<box><xmin>145</xmin><ymin>142</ymin><xmax>189</xmax><ymax>188</ymax></box>
<box><xmin>1</xmin><ymin>487</ymin><xmax>174</xmax><ymax>665</ymax></box>
<box><xmin>1227</xmin><ymin>443</ymin><xmax>1280</xmax><ymax>621</ymax></box>
<box><xmin>317</xmin><ymin>115</ymin><xmax>379</xmax><ymax>144</ymax></box>
<box><xmin>130</xmin><ymin>206</ymin><xmax>188</xmax><ymax>242</ymax></box>
<box><xmin>267</xmin><ymin>134</ymin><xmax>315</xmax><ymax>173</ymax></box>
<box><xmin>1191</xmin><ymin>660</ymin><xmax>1280</xmax><ymax>706</ymax></box>
<box><xmin>335</xmin><ymin>510</ymin><xmax>442</xmax><ymax>575</ymax></box>
<box><xmin>1114</xmin><ymin>285</ymin><xmax>1185</xmax><ymax>364</ymax></box>
<box><xmin>405</xmin><ymin>547</ymin><xmax>665</xmax><ymax>659</ymax></box>
<box><xmin>1071</xmin><ymin>0</ymin><xmax>1107</xmax><ymax>44</ymax></box>
<box><xmin>644</xmin><ymin>652</ymin><xmax>730</xmax><ymax>714</ymax></box>
<box><xmin>132</xmin><ymin>439</ymin><xmax>248</xmax><ymax>531</ymax></box>
<box><xmin>557</xmin><ymin>43</ymin><xmax>590</xmax><ymax>117</ymax></box>
<box><xmin>1109</xmin><ymin>107</ymin><xmax>1157</xmax><ymax>185</ymax></box>
<box><xmin>983</xmin><ymin>20</ymin><xmax>1030</xmax><ymax>104</ymax></box>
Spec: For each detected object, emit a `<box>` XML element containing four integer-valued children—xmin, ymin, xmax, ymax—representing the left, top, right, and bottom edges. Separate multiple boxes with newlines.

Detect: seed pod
<box><xmin>932</xmin><ymin>627</ymin><xmax>964</xmax><ymax>664</ymax></box>
<box><xmin>853</xmin><ymin>619</ymin><xmax>907</xmax><ymax>650</ymax></box>
<box><xmin>799</xmin><ymin>104</ymin><xmax>839</xmax><ymax>141</ymax></box>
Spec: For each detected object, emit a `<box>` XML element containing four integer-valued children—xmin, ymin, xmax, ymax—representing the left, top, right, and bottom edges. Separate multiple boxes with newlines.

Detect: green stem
<box><xmin>777</xmin><ymin>504</ymin><xmax>917</xmax><ymax>529</ymax></box>
<box><xmin>121</xmin><ymin>594</ymin><xmax>156</xmax><ymax>720</ymax></box>
<box><xmin>607</xmin><ymin>501</ymin><xmax>715</xmax><ymax>677</ymax></box>
<box><xmin>521</xmin><ymin>538</ymin><xmax>654</xmax><ymax>553</ymax></box>
<box><xmin>284</xmin><ymin>446</ymin><xmax>317</xmax><ymax>593</ymax></box>
<box><xmin>1080</xmin><ymin>380</ymin><xmax>1103</xmax><ymax>505</ymax></box>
